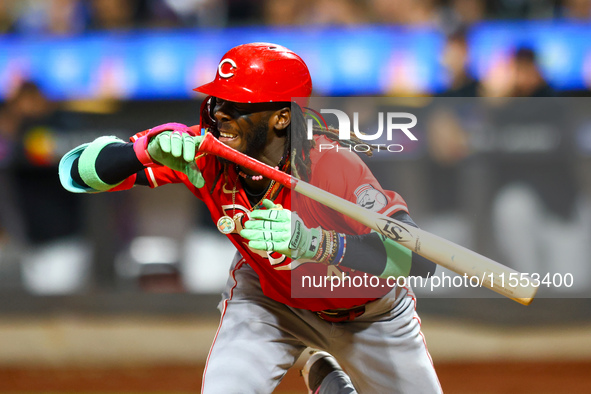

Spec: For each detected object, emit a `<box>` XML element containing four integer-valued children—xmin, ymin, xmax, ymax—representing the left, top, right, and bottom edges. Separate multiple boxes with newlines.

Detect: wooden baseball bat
<box><xmin>197</xmin><ymin>132</ymin><xmax>538</xmax><ymax>305</ymax></box>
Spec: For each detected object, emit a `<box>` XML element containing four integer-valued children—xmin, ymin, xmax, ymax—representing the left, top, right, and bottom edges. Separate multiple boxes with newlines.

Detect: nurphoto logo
<box><xmin>305</xmin><ymin>108</ymin><xmax>418</xmax><ymax>153</ymax></box>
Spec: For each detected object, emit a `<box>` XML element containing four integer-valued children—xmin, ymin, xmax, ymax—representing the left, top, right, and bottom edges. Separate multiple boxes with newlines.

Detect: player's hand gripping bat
<box><xmin>196</xmin><ymin>132</ymin><xmax>539</xmax><ymax>305</ymax></box>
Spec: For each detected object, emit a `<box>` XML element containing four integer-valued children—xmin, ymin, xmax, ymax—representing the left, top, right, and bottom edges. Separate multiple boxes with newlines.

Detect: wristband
<box><xmin>334</xmin><ymin>234</ymin><xmax>346</xmax><ymax>267</ymax></box>
<box><xmin>312</xmin><ymin>231</ymin><xmax>325</xmax><ymax>261</ymax></box>
<box><xmin>133</xmin><ymin>122</ymin><xmax>196</xmax><ymax>166</ymax></box>
<box><xmin>318</xmin><ymin>230</ymin><xmax>333</xmax><ymax>264</ymax></box>
<box><xmin>328</xmin><ymin>231</ymin><xmax>338</xmax><ymax>262</ymax></box>
<box><xmin>78</xmin><ymin>136</ymin><xmax>125</xmax><ymax>191</ymax></box>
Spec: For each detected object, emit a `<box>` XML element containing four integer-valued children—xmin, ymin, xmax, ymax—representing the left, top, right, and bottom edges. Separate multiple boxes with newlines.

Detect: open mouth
<box><xmin>219</xmin><ymin>131</ymin><xmax>238</xmax><ymax>141</ymax></box>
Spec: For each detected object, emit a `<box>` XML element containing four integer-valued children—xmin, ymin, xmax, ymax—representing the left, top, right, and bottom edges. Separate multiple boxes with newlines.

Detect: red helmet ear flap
<box><xmin>198</xmin><ymin>96</ymin><xmax>219</xmax><ymax>138</ymax></box>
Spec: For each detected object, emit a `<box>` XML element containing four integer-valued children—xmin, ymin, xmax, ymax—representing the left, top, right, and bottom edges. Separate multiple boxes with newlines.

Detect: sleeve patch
<box><xmin>354</xmin><ymin>184</ymin><xmax>387</xmax><ymax>212</ymax></box>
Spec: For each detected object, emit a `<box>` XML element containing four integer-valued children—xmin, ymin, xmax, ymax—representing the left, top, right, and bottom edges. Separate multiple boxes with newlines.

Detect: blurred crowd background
<box><xmin>0</xmin><ymin>0</ymin><xmax>590</xmax><ymax>34</ymax></box>
<box><xmin>0</xmin><ymin>0</ymin><xmax>590</xmax><ymax>300</ymax></box>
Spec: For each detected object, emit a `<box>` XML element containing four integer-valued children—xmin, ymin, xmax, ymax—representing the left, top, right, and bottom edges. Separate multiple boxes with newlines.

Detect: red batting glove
<box><xmin>132</xmin><ymin>122</ymin><xmax>196</xmax><ymax>166</ymax></box>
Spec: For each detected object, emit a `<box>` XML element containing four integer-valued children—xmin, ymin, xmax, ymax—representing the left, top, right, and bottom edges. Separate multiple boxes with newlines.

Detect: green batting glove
<box><xmin>147</xmin><ymin>131</ymin><xmax>206</xmax><ymax>188</ymax></box>
<box><xmin>240</xmin><ymin>199</ymin><xmax>322</xmax><ymax>260</ymax></box>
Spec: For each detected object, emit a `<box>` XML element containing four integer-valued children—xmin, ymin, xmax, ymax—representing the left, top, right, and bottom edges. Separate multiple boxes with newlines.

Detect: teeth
<box><xmin>220</xmin><ymin>132</ymin><xmax>237</xmax><ymax>139</ymax></box>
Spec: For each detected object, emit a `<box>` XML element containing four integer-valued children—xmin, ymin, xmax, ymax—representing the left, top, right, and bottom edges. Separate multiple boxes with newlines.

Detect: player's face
<box><xmin>212</xmin><ymin>98</ymin><xmax>282</xmax><ymax>157</ymax></box>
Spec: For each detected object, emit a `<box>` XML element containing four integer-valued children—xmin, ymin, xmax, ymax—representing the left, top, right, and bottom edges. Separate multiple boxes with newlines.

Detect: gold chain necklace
<box><xmin>216</xmin><ymin>175</ymin><xmax>277</xmax><ymax>235</ymax></box>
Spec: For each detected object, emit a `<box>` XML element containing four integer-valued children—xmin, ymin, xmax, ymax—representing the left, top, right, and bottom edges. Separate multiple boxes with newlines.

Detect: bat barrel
<box><xmin>294</xmin><ymin>181</ymin><xmax>539</xmax><ymax>305</ymax></box>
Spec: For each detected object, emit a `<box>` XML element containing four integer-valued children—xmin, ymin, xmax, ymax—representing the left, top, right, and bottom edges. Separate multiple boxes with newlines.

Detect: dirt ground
<box><xmin>1</xmin><ymin>313</ymin><xmax>589</xmax><ymax>393</ymax></box>
<box><xmin>1</xmin><ymin>361</ymin><xmax>590</xmax><ymax>393</ymax></box>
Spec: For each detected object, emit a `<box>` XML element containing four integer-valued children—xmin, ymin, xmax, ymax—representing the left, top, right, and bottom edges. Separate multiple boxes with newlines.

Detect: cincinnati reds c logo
<box><xmin>218</xmin><ymin>58</ymin><xmax>237</xmax><ymax>78</ymax></box>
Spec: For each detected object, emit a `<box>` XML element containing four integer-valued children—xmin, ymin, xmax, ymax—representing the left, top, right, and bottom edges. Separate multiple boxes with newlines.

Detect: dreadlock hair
<box><xmin>289</xmin><ymin>104</ymin><xmax>375</xmax><ymax>182</ymax></box>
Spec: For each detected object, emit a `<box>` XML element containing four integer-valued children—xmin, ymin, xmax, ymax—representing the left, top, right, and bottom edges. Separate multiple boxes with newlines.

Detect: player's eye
<box><xmin>211</xmin><ymin>99</ymin><xmax>259</xmax><ymax>122</ymax></box>
<box><xmin>234</xmin><ymin>106</ymin><xmax>253</xmax><ymax>116</ymax></box>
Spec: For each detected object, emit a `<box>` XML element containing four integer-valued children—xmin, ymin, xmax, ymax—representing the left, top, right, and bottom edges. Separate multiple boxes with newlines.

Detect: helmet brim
<box><xmin>194</xmin><ymin>82</ymin><xmax>310</xmax><ymax>108</ymax></box>
<box><xmin>193</xmin><ymin>81</ymin><xmax>255</xmax><ymax>103</ymax></box>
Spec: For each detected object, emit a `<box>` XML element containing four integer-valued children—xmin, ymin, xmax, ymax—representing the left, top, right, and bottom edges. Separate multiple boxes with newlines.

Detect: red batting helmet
<box><xmin>193</xmin><ymin>43</ymin><xmax>312</xmax><ymax>105</ymax></box>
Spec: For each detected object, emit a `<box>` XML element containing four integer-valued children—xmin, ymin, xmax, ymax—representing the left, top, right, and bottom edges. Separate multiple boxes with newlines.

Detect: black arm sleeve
<box><xmin>338</xmin><ymin>211</ymin><xmax>436</xmax><ymax>278</ymax></box>
<box><xmin>71</xmin><ymin>142</ymin><xmax>150</xmax><ymax>187</ymax></box>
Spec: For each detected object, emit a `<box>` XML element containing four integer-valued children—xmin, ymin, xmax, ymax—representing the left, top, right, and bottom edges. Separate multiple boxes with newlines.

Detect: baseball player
<box><xmin>59</xmin><ymin>43</ymin><xmax>441</xmax><ymax>393</ymax></box>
